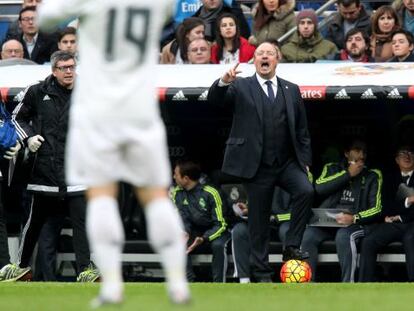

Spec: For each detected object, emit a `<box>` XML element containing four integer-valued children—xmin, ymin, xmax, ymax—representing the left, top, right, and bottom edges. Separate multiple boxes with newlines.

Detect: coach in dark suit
<box><xmin>208</xmin><ymin>42</ymin><xmax>314</xmax><ymax>281</ymax></box>
<box><xmin>359</xmin><ymin>145</ymin><xmax>414</xmax><ymax>282</ymax></box>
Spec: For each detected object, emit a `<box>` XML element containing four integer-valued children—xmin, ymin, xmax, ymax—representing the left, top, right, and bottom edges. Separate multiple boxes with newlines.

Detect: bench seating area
<box><xmin>55</xmin><ymin>238</ymin><xmax>407</xmax><ymax>273</ymax></box>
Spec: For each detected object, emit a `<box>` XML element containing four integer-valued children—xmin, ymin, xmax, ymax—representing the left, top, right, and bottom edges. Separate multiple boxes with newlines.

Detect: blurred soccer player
<box><xmin>37</xmin><ymin>0</ymin><xmax>190</xmax><ymax>307</ymax></box>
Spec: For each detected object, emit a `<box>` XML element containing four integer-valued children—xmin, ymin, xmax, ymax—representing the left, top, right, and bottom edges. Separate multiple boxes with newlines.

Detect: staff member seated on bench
<box><xmin>359</xmin><ymin>145</ymin><xmax>414</xmax><ymax>282</ymax></box>
<box><xmin>172</xmin><ymin>160</ymin><xmax>230</xmax><ymax>282</ymax></box>
<box><xmin>301</xmin><ymin>139</ymin><xmax>382</xmax><ymax>282</ymax></box>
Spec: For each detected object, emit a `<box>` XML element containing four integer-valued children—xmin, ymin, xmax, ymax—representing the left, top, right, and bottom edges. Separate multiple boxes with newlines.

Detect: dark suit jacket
<box><xmin>17</xmin><ymin>32</ymin><xmax>58</xmax><ymax>64</ymax></box>
<box><xmin>208</xmin><ymin>74</ymin><xmax>312</xmax><ymax>179</ymax></box>
<box><xmin>383</xmin><ymin>170</ymin><xmax>414</xmax><ymax>223</ymax></box>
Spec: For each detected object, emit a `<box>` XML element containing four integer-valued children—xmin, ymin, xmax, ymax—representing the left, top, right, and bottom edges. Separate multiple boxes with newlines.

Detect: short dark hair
<box><xmin>19</xmin><ymin>6</ymin><xmax>36</xmax><ymax>20</ymax></box>
<box><xmin>58</xmin><ymin>27</ymin><xmax>77</xmax><ymax>42</ymax></box>
<box><xmin>175</xmin><ymin>160</ymin><xmax>201</xmax><ymax>181</ymax></box>
<box><xmin>50</xmin><ymin>50</ymin><xmax>75</xmax><ymax>68</ymax></box>
<box><xmin>391</xmin><ymin>29</ymin><xmax>414</xmax><ymax>46</ymax></box>
<box><xmin>337</xmin><ymin>0</ymin><xmax>360</xmax><ymax>7</ymax></box>
<box><xmin>345</xmin><ymin>139</ymin><xmax>367</xmax><ymax>154</ymax></box>
<box><xmin>345</xmin><ymin>28</ymin><xmax>369</xmax><ymax>45</ymax></box>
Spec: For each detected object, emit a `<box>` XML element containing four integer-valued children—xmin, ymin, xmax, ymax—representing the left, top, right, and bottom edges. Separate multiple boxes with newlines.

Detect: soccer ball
<box><xmin>280</xmin><ymin>259</ymin><xmax>312</xmax><ymax>283</ymax></box>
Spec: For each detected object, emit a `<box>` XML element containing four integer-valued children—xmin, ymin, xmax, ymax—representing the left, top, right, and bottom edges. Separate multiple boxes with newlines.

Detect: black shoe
<box><xmin>282</xmin><ymin>247</ymin><xmax>309</xmax><ymax>262</ymax></box>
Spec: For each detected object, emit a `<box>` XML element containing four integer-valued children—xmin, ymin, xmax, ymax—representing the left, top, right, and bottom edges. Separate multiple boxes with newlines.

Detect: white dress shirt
<box><xmin>255</xmin><ymin>74</ymin><xmax>277</xmax><ymax>99</ymax></box>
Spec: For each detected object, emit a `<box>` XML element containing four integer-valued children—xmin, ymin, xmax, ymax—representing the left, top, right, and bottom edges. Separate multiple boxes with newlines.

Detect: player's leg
<box><xmin>136</xmin><ymin>187</ymin><xmax>190</xmax><ymax>304</ymax></box>
<box><xmin>86</xmin><ymin>184</ymin><xmax>124</xmax><ymax>304</ymax></box>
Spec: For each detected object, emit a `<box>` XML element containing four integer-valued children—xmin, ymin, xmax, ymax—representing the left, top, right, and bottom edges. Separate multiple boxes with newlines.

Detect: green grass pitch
<box><xmin>1</xmin><ymin>283</ymin><xmax>414</xmax><ymax>311</ymax></box>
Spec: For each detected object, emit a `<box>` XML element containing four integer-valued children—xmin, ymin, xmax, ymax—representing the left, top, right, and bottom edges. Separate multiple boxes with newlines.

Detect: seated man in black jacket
<box><xmin>301</xmin><ymin>139</ymin><xmax>382</xmax><ymax>282</ymax></box>
<box><xmin>359</xmin><ymin>145</ymin><xmax>414</xmax><ymax>281</ymax></box>
<box><xmin>172</xmin><ymin>160</ymin><xmax>230</xmax><ymax>282</ymax></box>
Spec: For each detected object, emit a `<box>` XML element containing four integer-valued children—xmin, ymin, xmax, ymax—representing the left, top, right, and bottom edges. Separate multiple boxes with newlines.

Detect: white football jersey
<box><xmin>38</xmin><ymin>0</ymin><xmax>173</xmax><ymax>121</ymax></box>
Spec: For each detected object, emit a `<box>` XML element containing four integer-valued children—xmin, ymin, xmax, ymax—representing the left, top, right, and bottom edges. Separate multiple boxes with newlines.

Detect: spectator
<box><xmin>326</xmin><ymin>0</ymin><xmax>371</xmax><ymax>50</ymax></box>
<box><xmin>370</xmin><ymin>5</ymin><xmax>401</xmax><ymax>62</ymax></box>
<box><xmin>393</xmin><ymin>0</ymin><xmax>414</xmax><ymax>35</ymax></box>
<box><xmin>172</xmin><ymin>160</ymin><xmax>230</xmax><ymax>282</ymax></box>
<box><xmin>249</xmin><ymin>0</ymin><xmax>296</xmax><ymax>47</ymax></box>
<box><xmin>211</xmin><ymin>13</ymin><xmax>256</xmax><ymax>64</ymax></box>
<box><xmin>281</xmin><ymin>9</ymin><xmax>338</xmax><ymax>63</ymax></box>
<box><xmin>0</xmin><ymin>39</ymin><xmax>36</xmax><ymax>66</ymax></box>
<box><xmin>192</xmin><ymin>0</ymin><xmax>250</xmax><ymax>42</ymax></box>
<box><xmin>359</xmin><ymin>145</ymin><xmax>414</xmax><ymax>282</ymax></box>
<box><xmin>161</xmin><ymin>17</ymin><xmax>205</xmax><ymax>64</ymax></box>
<box><xmin>389</xmin><ymin>28</ymin><xmax>414</xmax><ymax>61</ymax></box>
<box><xmin>13</xmin><ymin>6</ymin><xmax>58</xmax><ymax>64</ymax></box>
<box><xmin>57</xmin><ymin>27</ymin><xmax>77</xmax><ymax>55</ymax></box>
<box><xmin>187</xmin><ymin>38</ymin><xmax>212</xmax><ymax>64</ymax></box>
<box><xmin>0</xmin><ymin>51</ymin><xmax>97</xmax><ymax>283</ymax></box>
<box><xmin>4</xmin><ymin>0</ymin><xmax>43</xmax><ymax>42</ymax></box>
<box><xmin>1</xmin><ymin>39</ymin><xmax>24</xmax><ymax>59</ymax></box>
<box><xmin>327</xmin><ymin>28</ymin><xmax>374</xmax><ymax>62</ymax></box>
<box><xmin>301</xmin><ymin>139</ymin><xmax>382</xmax><ymax>282</ymax></box>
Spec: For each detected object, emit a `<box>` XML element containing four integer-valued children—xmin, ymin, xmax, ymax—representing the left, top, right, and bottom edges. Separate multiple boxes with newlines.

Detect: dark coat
<box><xmin>17</xmin><ymin>31</ymin><xmax>58</xmax><ymax>64</ymax></box>
<box><xmin>326</xmin><ymin>5</ymin><xmax>371</xmax><ymax>50</ymax></box>
<box><xmin>208</xmin><ymin>75</ymin><xmax>312</xmax><ymax>179</ymax></box>
<box><xmin>383</xmin><ymin>169</ymin><xmax>414</xmax><ymax>223</ymax></box>
<box><xmin>314</xmin><ymin>161</ymin><xmax>383</xmax><ymax>225</ymax></box>
<box><xmin>12</xmin><ymin>75</ymin><xmax>83</xmax><ymax>196</ymax></box>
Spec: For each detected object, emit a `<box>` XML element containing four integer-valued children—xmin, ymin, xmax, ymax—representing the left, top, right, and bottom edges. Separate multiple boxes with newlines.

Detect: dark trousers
<box><xmin>359</xmin><ymin>222</ymin><xmax>414</xmax><ymax>282</ymax></box>
<box><xmin>187</xmin><ymin>231</ymin><xmax>231</xmax><ymax>282</ymax></box>
<box><xmin>244</xmin><ymin>159</ymin><xmax>313</xmax><ymax>279</ymax></box>
<box><xmin>0</xmin><ymin>185</ymin><xmax>10</xmax><ymax>267</ymax></box>
<box><xmin>19</xmin><ymin>193</ymin><xmax>90</xmax><ymax>275</ymax></box>
<box><xmin>231</xmin><ymin>222</ymin><xmax>250</xmax><ymax>279</ymax></box>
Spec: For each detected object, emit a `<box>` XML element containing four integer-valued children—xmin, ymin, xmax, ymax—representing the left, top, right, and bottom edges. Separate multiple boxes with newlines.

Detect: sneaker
<box><xmin>282</xmin><ymin>247</ymin><xmax>310</xmax><ymax>262</ymax></box>
<box><xmin>90</xmin><ymin>296</ymin><xmax>123</xmax><ymax>309</ymax></box>
<box><xmin>0</xmin><ymin>264</ymin><xmax>31</xmax><ymax>282</ymax></box>
<box><xmin>77</xmin><ymin>264</ymin><xmax>100</xmax><ymax>282</ymax></box>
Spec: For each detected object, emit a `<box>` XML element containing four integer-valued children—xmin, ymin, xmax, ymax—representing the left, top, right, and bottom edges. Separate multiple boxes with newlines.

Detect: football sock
<box><xmin>87</xmin><ymin>196</ymin><xmax>124</xmax><ymax>301</ymax></box>
<box><xmin>145</xmin><ymin>197</ymin><xmax>189</xmax><ymax>301</ymax></box>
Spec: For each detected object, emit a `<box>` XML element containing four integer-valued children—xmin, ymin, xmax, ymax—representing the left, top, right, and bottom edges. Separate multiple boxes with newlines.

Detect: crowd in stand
<box><xmin>0</xmin><ymin>0</ymin><xmax>413</xmax><ymax>284</ymax></box>
<box><xmin>159</xmin><ymin>0</ymin><xmax>414</xmax><ymax>64</ymax></box>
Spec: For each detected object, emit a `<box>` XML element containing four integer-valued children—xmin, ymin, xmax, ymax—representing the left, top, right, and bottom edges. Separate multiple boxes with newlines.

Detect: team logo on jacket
<box><xmin>199</xmin><ymin>198</ymin><xmax>206</xmax><ymax>209</ymax></box>
<box><xmin>183</xmin><ymin>198</ymin><xmax>189</xmax><ymax>205</ymax></box>
<box><xmin>43</xmin><ymin>95</ymin><xmax>51</xmax><ymax>101</ymax></box>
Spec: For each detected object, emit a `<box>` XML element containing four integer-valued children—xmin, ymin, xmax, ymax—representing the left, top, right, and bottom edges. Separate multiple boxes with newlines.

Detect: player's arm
<box><xmin>11</xmin><ymin>86</ymin><xmax>37</xmax><ymax>143</ymax></box>
<box><xmin>202</xmin><ymin>186</ymin><xmax>227</xmax><ymax>242</ymax></box>
<box><xmin>315</xmin><ymin>163</ymin><xmax>351</xmax><ymax>196</ymax></box>
<box><xmin>37</xmin><ymin>0</ymin><xmax>82</xmax><ymax>31</ymax></box>
<box><xmin>355</xmin><ymin>169</ymin><xmax>383</xmax><ymax>224</ymax></box>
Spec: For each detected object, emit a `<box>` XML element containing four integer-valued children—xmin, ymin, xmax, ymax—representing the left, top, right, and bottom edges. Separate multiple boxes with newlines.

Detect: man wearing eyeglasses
<box><xmin>11</xmin><ymin>6</ymin><xmax>57</xmax><ymax>64</ymax></box>
<box><xmin>0</xmin><ymin>51</ymin><xmax>96</xmax><ymax>283</ymax></box>
<box><xmin>208</xmin><ymin>41</ymin><xmax>313</xmax><ymax>282</ymax></box>
<box><xmin>187</xmin><ymin>38</ymin><xmax>211</xmax><ymax>64</ymax></box>
<box><xmin>359</xmin><ymin>145</ymin><xmax>414</xmax><ymax>282</ymax></box>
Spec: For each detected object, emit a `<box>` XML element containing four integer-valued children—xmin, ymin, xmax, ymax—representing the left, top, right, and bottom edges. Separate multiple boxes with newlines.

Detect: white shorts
<box><xmin>66</xmin><ymin>113</ymin><xmax>171</xmax><ymax>188</ymax></box>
